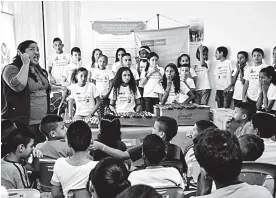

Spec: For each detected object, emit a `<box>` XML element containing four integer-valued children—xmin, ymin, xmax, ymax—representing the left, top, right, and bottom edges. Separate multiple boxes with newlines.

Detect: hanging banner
<box><xmin>92</xmin><ymin>21</ymin><xmax>144</xmax><ymax>69</ymax></box>
<box><xmin>134</xmin><ymin>26</ymin><xmax>189</xmax><ymax>68</ymax></box>
<box><xmin>189</xmin><ymin>19</ymin><xmax>204</xmax><ymax>65</ymax></box>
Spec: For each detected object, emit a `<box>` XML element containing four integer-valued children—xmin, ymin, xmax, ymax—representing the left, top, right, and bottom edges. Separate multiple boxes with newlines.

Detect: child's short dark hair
<box><xmin>121</xmin><ymin>53</ymin><xmax>131</xmax><ymax>59</ymax></box>
<box><xmin>252</xmin><ymin>48</ymin><xmax>264</xmax><ymax>57</ymax></box>
<box><xmin>194</xmin><ymin>128</ymin><xmax>242</xmax><ymax>184</ymax></box>
<box><xmin>252</xmin><ymin>113</ymin><xmax>276</xmax><ymax>138</ymax></box>
<box><xmin>156</xmin><ymin>116</ymin><xmax>178</xmax><ymax>141</ymax></box>
<box><xmin>39</xmin><ymin>114</ymin><xmax>63</xmax><ymax>137</ymax></box>
<box><xmin>238</xmin><ymin>134</ymin><xmax>264</xmax><ymax>161</ymax></box>
<box><xmin>196</xmin><ymin>46</ymin><xmax>209</xmax><ymax>61</ymax></box>
<box><xmin>71</xmin><ymin>47</ymin><xmax>81</xmax><ymax>55</ymax></box>
<box><xmin>66</xmin><ymin>120</ymin><xmax>92</xmax><ymax>151</ymax></box>
<box><xmin>237</xmin><ymin>51</ymin><xmax>249</xmax><ymax>60</ymax></box>
<box><xmin>195</xmin><ymin>120</ymin><xmax>217</xmax><ymax>132</ymax></box>
<box><xmin>217</xmin><ymin>46</ymin><xmax>228</xmax><ymax>58</ymax></box>
<box><xmin>143</xmin><ymin>134</ymin><xmax>165</xmax><ymax>164</ymax></box>
<box><xmin>235</xmin><ymin>102</ymin><xmax>256</xmax><ymax>121</ymax></box>
<box><xmin>53</xmin><ymin>37</ymin><xmax>62</xmax><ymax>43</ymax></box>
<box><xmin>116</xmin><ymin>184</ymin><xmax>162</xmax><ymax>198</ymax></box>
<box><xmin>6</xmin><ymin>128</ymin><xmax>35</xmax><ymax>153</ymax></box>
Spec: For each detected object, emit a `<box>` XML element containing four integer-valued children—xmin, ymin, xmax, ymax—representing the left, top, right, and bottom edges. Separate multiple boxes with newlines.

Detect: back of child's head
<box><xmin>196</xmin><ymin>46</ymin><xmax>209</xmax><ymax>61</ymax></box>
<box><xmin>39</xmin><ymin>114</ymin><xmax>63</xmax><ymax>138</ymax></box>
<box><xmin>53</xmin><ymin>37</ymin><xmax>62</xmax><ymax>43</ymax></box>
<box><xmin>235</xmin><ymin>102</ymin><xmax>257</xmax><ymax>121</ymax></box>
<box><xmin>194</xmin><ymin>128</ymin><xmax>242</xmax><ymax>184</ymax></box>
<box><xmin>156</xmin><ymin>116</ymin><xmax>178</xmax><ymax>141</ymax></box>
<box><xmin>88</xmin><ymin>157</ymin><xmax>130</xmax><ymax>198</ymax></box>
<box><xmin>98</xmin><ymin>114</ymin><xmax>122</xmax><ymax>147</ymax></box>
<box><xmin>195</xmin><ymin>120</ymin><xmax>217</xmax><ymax>133</ymax></box>
<box><xmin>116</xmin><ymin>184</ymin><xmax>162</xmax><ymax>198</ymax></box>
<box><xmin>260</xmin><ymin>66</ymin><xmax>276</xmax><ymax>85</ymax></box>
<box><xmin>143</xmin><ymin>134</ymin><xmax>165</xmax><ymax>164</ymax></box>
<box><xmin>237</xmin><ymin>51</ymin><xmax>249</xmax><ymax>60</ymax></box>
<box><xmin>71</xmin><ymin>47</ymin><xmax>81</xmax><ymax>55</ymax></box>
<box><xmin>177</xmin><ymin>54</ymin><xmax>190</xmax><ymax>68</ymax></box>
<box><xmin>238</xmin><ymin>134</ymin><xmax>264</xmax><ymax>161</ymax></box>
<box><xmin>71</xmin><ymin>67</ymin><xmax>88</xmax><ymax>84</ymax></box>
<box><xmin>252</xmin><ymin>48</ymin><xmax>264</xmax><ymax>57</ymax></box>
<box><xmin>66</xmin><ymin>120</ymin><xmax>92</xmax><ymax>151</ymax></box>
<box><xmin>6</xmin><ymin>127</ymin><xmax>35</xmax><ymax>153</ymax></box>
<box><xmin>251</xmin><ymin>113</ymin><xmax>276</xmax><ymax>138</ymax></box>
<box><xmin>115</xmin><ymin>48</ymin><xmax>126</xmax><ymax>62</ymax></box>
<box><xmin>216</xmin><ymin>46</ymin><xmax>228</xmax><ymax>58</ymax></box>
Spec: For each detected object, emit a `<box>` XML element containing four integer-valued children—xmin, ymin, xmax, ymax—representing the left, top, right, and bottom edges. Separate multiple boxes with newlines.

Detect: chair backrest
<box><xmin>155</xmin><ymin>187</ymin><xmax>184</xmax><ymax>198</ymax></box>
<box><xmin>240</xmin><ymin>161</ymin><xmax>276</xmax><ymax>197</ymax></box>
<box><xmin>38</xmin><ymin>158</ymin><xmax>56</xmax><ymax>192</ymax></box>
<box><xmin>8</xmin><ymin>189</ymin><xmax>40</xmax><ymax>198</ymax></box>
<box><xmin>67</xmin><ymin>188</ymin><xmax>90</xmax><ymax>198</ymax></box>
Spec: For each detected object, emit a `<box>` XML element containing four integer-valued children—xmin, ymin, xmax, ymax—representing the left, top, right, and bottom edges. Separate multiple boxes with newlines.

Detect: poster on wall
<box><xmin>189</xmin><ymin>19</ymin><xmax>204</xmax><ymax>65</ymax></box>
<box><xmin>1</xmin><ymin>13</ymin><xmax>16</xmax><ymax>72</ymax></box>
<box><xmin>91</xmin><ymin>21</ymin><xmax>144</xmax><ymax>69</ymax></box>
<box><xmin>134</xmin><ymin>26</ymin><xmax>189</xmax><ymax>68</ymax></box>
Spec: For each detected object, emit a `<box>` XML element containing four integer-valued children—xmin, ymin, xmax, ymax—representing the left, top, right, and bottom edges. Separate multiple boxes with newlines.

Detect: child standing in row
<box><xmin>155</xmin><ymin>63</ymin><xmax>194</xmax><ymax>104</ymax></box>
<box><xmin>121</xmin><ymin>53</ymin><xmax>140</xmax><ymax>85</ymax></box>
<box><xmin>87</xmin><ymin>48</ymin><xmax>103</xmax><ymax>81</ymax></box>
<box><xmin>109</xmin><ymin>67</ymin><xmax>142</xmax><ymax>113</ymax></box>
<box><xmin>112</xmin><ymin>48</ymin><xmax>126</xmax><ymax>75</ymax></box>
<box><xmin>177</xmin><ymin>54</ymin><xmax>197</xmax><ymax>85</ymax></box>
<box><xmin>68</xmin><ymin>67</ymin><xmax>101</xmax><ymax>120</ymax></box>
<box><xmin>192</xmin><ymin>44</ymin><xmax>211</xmax><ymax>105</ymax></box>
<box><xmin>273</xmin><ymin>46</ymin><xmax>276</xmax><ymax>69</ymax></box>
<box><xmin>242</xmin><ymin>48</ymin><xmax>267</xmax><ymax>106</ymax></box>
<box><xmin>214</xmin><ymin>46</ymin><xmax>235</xmax><ymax>108</ymax></box>
<box><xmin>140</xmin><ymin>52</ymin><xmax>164</xmax><ymax>113</ymax></box>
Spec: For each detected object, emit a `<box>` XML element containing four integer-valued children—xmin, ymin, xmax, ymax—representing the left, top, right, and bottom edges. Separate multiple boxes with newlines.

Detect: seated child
<box><xmin>128</xmin><ymin>134</ymin><xmax>185</xmax><ymax>189</ymax></box>
<box><xmin>90</xmin><ymin>114</ymin><xmax>127</xmax><ymax>161</ymax></box>
<box><xmin>238</xmin><ymin>134</ymin><xmax>264</xmax><ymax>161</ymax></box>
<box><xmin>116</xmin><ymin>184</ymin><xmax>162</xmax><ymax>198</ymax></box>
<box><xmin>36</xmin><ymin>114</ymin><xmax>71</xmax><ymax>159</ymax></box>
<box><xmin>1</xmin><ymin>128</ymin><xmax>35</xmax><ymax>189</ymax></box>
<box><xmin>109</xmin><ymin>67</ymin><xmax>142</xmax><ymax>113</ymax></box>
<box><xmin>51</xmin><ymin>120</ymin><xmax>98</xmax><ymax>198</ymax></box>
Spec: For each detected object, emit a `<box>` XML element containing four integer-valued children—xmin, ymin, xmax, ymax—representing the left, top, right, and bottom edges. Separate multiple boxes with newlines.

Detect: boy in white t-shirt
<box><xmin>121</xmin><ymin>53</ymin><xmax>140</xmax><ymax>86</ymax></box>
<box><xmin>51</xmin><ymin>120</ymin><xmax>98</xmax><ymax>198</ymax></box>
<box><xmin>192</xmin><ymin>44</ymin><xmax>211</xmax><ymax>105</ymax></box>
<box><xmin>63</xmin><ymin>47</ymin><xmax>82</xmax><ymax>85</ymax></box>
<box><xmin>242</xmin><ymin>48</ymin><xmax>267</xmax><ymax>107</ymax></box>
<box><xmin>214</xmin><ymin>46</ymin><xmax>235</xmax><ymax>108</ymax></box>
<box><xmin>272</xmin><ymin>46</ymin><xmax>276</xmax><ymax>69</ymax></box>
<box><xmin>47</xmin><ymin>38</ymin><xmax>70</xmax><ymax>85</ymax></box>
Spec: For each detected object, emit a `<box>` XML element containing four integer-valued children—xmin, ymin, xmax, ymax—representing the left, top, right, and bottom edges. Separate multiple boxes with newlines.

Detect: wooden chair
<box><xmin>7</xmin><ymin>189</ymin><xmax>40</xmax><ymax>198</ymax></box>
<box><xmin>67</xmin><ymin>188</ymin><xmax>90</xmax><ymax>198</ymax></box>
<box><xmin>240</xmin><ymin>161</ymin><xmax>276</xmax><ymax>198</ymax></box>
<box><xmin>155</xmin><ymin>186</ymin><xmax>184</xmax><ymax>198</ymax></box>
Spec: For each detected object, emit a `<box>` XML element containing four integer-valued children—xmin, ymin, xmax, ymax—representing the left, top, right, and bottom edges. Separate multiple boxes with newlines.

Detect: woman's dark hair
<box><xmin>145</xmin><ymin>52</ymin><xmax>159</xmax><ymax>72</ymax></box>
<box><xmin>116</xmin><ymin>184</ymin><xmax>162</xmax><ymax>198</ymax></box>
<box><xmin>87</xmin><ymin>157</ymin><xmax>130</xmax><ymax>198</ymax></box>
<box><xmin>70</xmin><ymin>67</ymin><xmax>88</xmax><ymax>84</ymax></box>
<box><xmin>115</xmin><ymin>48</ymin><xmax>126</xmax><ymax>62</ymax></box>
<box><xmin>177</xmin><ymin>54</ymin><xmax>191</xmax><ymax>68</ymax></box>
<box><xmin>98</xmin><ymin>114</ymin><xmax>122</xmax><ymax>147</ymax></box>
<box><xmin>112</xmin><ymin>67</ymin><xmax>137</xmax><ymax>100</ymax></box>
<box><xmin>162</xmin><ymin>63</ymin><xmax>180</xmax><ymax>94</ymax></box>
<box><xmin>196</xmin><ymin>46</ymin><xmax>209</xmax><ymax>61</ymax></box>
<box><xmin>91</xmin><ymin>48</ymin><xmax>102</xmax><ymax>67</ymax></box>
<box><xmin>260</xmin><ymin>66</ymin><xmax>276</xmax><ymax>85</ymax></box>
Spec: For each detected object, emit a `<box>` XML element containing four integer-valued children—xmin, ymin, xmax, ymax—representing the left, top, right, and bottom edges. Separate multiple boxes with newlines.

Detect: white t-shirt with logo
<box><xmin>244</xmin><ymin>63</ymin><xmax>267</xmax><ymax>101</ymax></box>
<box><xmin>267</xmin><ymin>84</ymin><xmax>276</xmax><ymax>111</ymax></box>
<box><xmin>92</xmin><ymin>68</ymin><xmax>114</xmax><ymax>96</ymax></box>
<box><xmin>47</xmin><ymin>53</ymin><xmax>70</xmax><ymax>84</ymax></box>
<box><xmin>109</xmin><ymin>85</ymin><xmax>141</xmax><ymax>113</ymax></box>
<box><xmin>191</xmin><ymin>60</ymin><xmax>211</xmax><ymax>90</ymax></box>
<box><xmin>154</xmin><ymin>81</ymin><xmax>190</xmax><ymax>104</ymax></box>
<box><xmin>141</xmin><ymin>66</ymin><xmax>165</xmax><ymax>98</ymax></box>
<box><xmin>233</xmin><ymin>65</ymin><xmax>250</xmax><ymax>100</ymax></box>
<box><xmin>214</xmin><ymin>60</ymin><xmax>235</xmax><ymax>91</ymax></box>
<box><xmin>69</xmin><ymin>82</ymin><xmax>100</xmax><ymax>116</ymax></box>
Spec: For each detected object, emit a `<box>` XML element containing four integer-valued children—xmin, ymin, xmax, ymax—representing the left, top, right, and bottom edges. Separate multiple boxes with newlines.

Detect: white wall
<box><xmin>79</xmin><ymin>1</ymin><xmax>276</xmax><ymax>107</ymax></box>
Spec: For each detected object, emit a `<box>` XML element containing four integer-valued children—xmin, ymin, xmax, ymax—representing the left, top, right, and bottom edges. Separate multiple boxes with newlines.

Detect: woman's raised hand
<box><xmin>18</xmin><ymin>50</ymin><xmax>30</xmax><ymax>65</ymax></box>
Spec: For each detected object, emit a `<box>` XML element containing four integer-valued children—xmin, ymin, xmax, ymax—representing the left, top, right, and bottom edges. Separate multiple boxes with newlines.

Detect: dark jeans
<box><xmin>138</xmin><ymin>87</ymin><xmax>145</xmax><ymax>111</ymax></box>
<box><xmin>194</xmin><ymin>89</ymin><xmax>211</xmax><ymax>105</ymax></box>
<box><xmin>144</xmin><ymin>97</ymin><xmax>159</xmax><ymax>113</ymax></box>
<box><xmin>233</xmin><ymin>99</ymin><xmax>242</xmax><ymax>107</ymax></box>
<box><xmin>246</xmin><ymin>97</ymin><xmax>257</xmax><ymax>107</ymax></box>
<box><xmin>215</xmin><ymin>90</ymin><xmax>233</xmax><ymax>108</ymax></box>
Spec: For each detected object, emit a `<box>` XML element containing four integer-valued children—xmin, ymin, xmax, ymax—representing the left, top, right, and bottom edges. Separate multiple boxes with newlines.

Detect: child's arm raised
<box><xmin>199</xmin><ymin>44</ymin><xmax>208</xmax><ymax>68</ymax></box>
<box><xmin>158</xmin><ymin>78</ymin><xmax>173</xmax><ymax>105</ymax></box>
